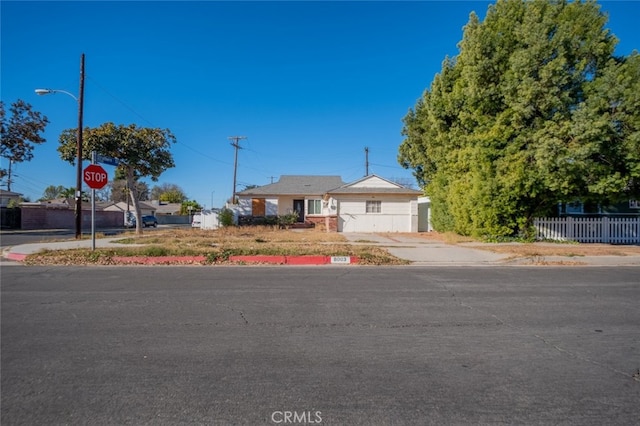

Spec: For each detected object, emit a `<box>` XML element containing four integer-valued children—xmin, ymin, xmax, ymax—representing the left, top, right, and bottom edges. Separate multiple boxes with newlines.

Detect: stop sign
<box><xmin>83</xmin><ymin>164</ymin><xmax>109</xmax><ymax>189</ymax></box>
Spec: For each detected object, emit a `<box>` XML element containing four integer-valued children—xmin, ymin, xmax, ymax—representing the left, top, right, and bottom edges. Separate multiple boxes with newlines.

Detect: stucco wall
<box><xmin>21</xmin><ymin>206</ymin><xmax>124</xmax><ymax>230</ymax></box>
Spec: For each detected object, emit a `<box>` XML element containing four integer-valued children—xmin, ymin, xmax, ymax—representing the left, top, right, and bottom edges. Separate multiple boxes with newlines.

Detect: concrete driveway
<box><xmin>341</xmin><ymin>233</ymin><xmax>511</xmax><ymax>265</ymax></box>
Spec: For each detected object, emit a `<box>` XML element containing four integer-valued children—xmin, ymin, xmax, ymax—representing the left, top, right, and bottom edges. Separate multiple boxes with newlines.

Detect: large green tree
<box><xmin>39</xmin><ymin>185</ymin><xmax>74</xmax><ymax>201</ymax></box>
<box><xmin>0</xmin><ymin>100</ymin><xmax>49</xmax><ymax>189</ymax></box>
<box><xmin>58</xmin><ymin>122</ymin><xmax>176</xmax><ymax>234</ymax></box>
<box><xmin>399</xmin><ymin>0</ymin><xmax>639</xmax><ymax>238</ymax></box>
<box><xmin>151</xmin><ymin>183</ymin><xmax>187</xmax><ymax>203</ymax></box>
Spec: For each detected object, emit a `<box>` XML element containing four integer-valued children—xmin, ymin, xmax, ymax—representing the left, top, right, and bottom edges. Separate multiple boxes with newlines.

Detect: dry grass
<box><xmin>25</xmin><ymin>226</ymin><xmax>408</xmax><ymax>266</ymax></box>
<box><xmin>408</xmin><ymin>231</ymin><xmax>640</xmax><ymax>258</ymax></box>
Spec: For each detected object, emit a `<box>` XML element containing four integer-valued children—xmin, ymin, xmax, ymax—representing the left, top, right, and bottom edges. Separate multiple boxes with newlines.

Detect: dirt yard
<box><xmin>407</xmin><ymin>231</ymin><xmax>640</xmax><ymax>258</ymax></box>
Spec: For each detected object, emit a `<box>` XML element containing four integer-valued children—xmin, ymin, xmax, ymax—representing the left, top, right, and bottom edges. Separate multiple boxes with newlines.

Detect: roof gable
<box><xmin>328</xmin><ymin>174</ymin><xmax>422</xmax><ymax>195</ymax></box>
<box><xmin>343</xmin><ymin>174</ymin><xmax>402</xmax><ymax>189</ymax></box>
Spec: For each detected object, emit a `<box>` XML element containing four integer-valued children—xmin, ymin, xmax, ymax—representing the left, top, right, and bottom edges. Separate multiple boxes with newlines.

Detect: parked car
<box><xmin>141</xmin><ymin>215</ymin><xmax>158</xmax><ymax>227</ymax></box>
<box><xmin>191</xmin><ymin>213</ymin><xmax>201</xmax><ymax>228</ymax></box>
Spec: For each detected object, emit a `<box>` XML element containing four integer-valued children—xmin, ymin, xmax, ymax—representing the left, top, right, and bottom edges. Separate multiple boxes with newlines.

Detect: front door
<box><xmin>293</xmin><ymin>199</ymin><xmax>305</xmax><ymax>222</ymax></box>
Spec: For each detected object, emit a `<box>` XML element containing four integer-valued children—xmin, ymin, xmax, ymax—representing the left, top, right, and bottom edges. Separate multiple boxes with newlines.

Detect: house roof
<box><xmin>238</xmin><ymin>175</ymin><xmax>345</xmax><ymax>196</ymax></box>
<box><xmin>154</xmin><ymin>202</ymin><xmax>182</xmax><ymax>215</ymax></box>
<box><xmin>109</xmin><ymin>201</ymin><xmax>157</xmax><ymax>212</ymax></box>
<box><xmin>328</xmin><ymin>174</ymin><xmax>422</xmax><ymax>195</ymax></box>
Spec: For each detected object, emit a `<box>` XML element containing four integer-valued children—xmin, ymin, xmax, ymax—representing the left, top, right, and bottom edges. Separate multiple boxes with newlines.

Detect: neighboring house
<box><xmin>151</xmin><ymin>201</ymin><xmax>182</xmax><ymax>216</ymax></box>
<box><xmin>236</xmin><ymin>174</ymin><xmax>422</xmax><ymax>232</ymax></box>
<box><xmin>104</xmin><ymin>201</ymin><xmax>156</xmax><ymax>216</ymax></box>
<box><xmin>41</xmin><ymin>198</ymin><xmax>72</xmax><ymax>208</ymax></box>
<box><xmin>103</xmin><ymin>201</ymin><xmax>156</xmax><ymax>227</ymax></box>
<box><xmin>559</xmin><ymin>199</ymin><xmax>640</xmax><ymax>217</ymax></box>
<box><xmin>0</xmin><ymin>190</ymin><xmax>22</xmax><ymax>207</ymax></box>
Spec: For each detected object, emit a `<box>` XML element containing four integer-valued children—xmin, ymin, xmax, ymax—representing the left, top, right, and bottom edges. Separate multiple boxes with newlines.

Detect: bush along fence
<box><xmin>534</xmin><ymin>217</ymin><xmax>640</xmax><ymax>244</ymax></box>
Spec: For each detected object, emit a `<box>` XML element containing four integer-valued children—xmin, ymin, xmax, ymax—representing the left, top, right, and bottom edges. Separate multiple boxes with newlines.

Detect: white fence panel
<box><xmin>534</xmin><ymin>217</ymin><xmax>640</xmax><ymax>244</ymax></box>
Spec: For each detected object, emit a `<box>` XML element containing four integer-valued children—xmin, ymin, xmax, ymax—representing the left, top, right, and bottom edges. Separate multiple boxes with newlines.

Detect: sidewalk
<box><xmin>2</xmin><ymin>238</ymin><xmax>141</xmax><ymax>262</ymax></box>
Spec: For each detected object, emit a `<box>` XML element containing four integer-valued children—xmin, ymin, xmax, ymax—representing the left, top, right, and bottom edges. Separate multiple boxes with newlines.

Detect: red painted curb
<box><xmin>229</xmin><ymin>255</ymin><xmax>359</xmax><ymax>265</ymax></box>
<box><xmin>6</xmin><ymin>253</ymin><xmax>27</xmax><ymax>262</ymax></box>
<box><xmin>112</xmin><ymin>256</ymin><xmax>207</xmax><ymax>264</ymax></box>
<box><xmin>285</xmin><ymin>255</ymin><xmax>329</xmax><ymax>265</ymax></box>
<box><xmin>229</xmin><ymin>255</ymin><xmax>287</xmax><ymax>264</ymax></box>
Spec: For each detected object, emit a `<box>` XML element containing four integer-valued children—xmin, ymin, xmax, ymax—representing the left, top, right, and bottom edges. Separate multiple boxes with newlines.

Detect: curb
<box><xmin>229</xmin><ymin>255</ymin><xmax>359</xmax><ymax>265</ymax></box>
<box><xmin>6</xmin><ymin>252</ymin><xmax>359</xmax><ymax>265</ymax></box>
<box><xmin>104</xmin><ymin>255</ymin><xmax>359</xmax><ymax>265</ymax></box>
<box><xmin>112</xmin><ymin>256</ymin><xmax>207</xmax><ymax>265</ymax></box>
<box><xmin>5</xmin><ymin>252</ymin><xmax>27</xmax><ymax>262</ymax></box>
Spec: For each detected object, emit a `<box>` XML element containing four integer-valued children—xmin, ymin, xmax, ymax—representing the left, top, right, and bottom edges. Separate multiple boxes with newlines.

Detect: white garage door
<box><xmin>338</xmin><ymin>199</ymin><xmax>414</xmax><ymax>232</ymax></box>
<box><xmin>339</xmin><ymin>213</ymin><xmax>410</xmax><ymax>232</ymax></box>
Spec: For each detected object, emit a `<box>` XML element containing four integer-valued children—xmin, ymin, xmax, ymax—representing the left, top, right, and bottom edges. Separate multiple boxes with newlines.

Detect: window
<box><xmin>307</xmin><ymin>199</ymin><xmax>322</xmax><ymax>215</ymax></box>
<box><xmin>366</xmin><ymin>200</ymin><xmax>381</xmax><ymax>213</ymax></box>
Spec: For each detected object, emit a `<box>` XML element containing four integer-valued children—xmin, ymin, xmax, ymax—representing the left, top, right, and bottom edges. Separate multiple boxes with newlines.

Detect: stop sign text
<box><xmin>83</xmin><ymin>164</ymin><xmax>109</xmax><ymax>189</ymax></box>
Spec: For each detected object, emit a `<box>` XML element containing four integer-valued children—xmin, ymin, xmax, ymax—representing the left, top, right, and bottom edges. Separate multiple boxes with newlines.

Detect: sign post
<box><xmin>84</xmin><ymin>160</ymin><xmax>109</xmax><ymax>250</ymax></box>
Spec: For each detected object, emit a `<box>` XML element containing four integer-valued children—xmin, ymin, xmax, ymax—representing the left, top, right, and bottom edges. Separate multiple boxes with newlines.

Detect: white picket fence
<box><xmin>534</xmin><ymin>217</ymin><xmax>640</xmax><ymax>244</ymax></box>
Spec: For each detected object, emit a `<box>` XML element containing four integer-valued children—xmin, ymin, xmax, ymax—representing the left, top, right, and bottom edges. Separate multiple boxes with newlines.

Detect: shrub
<box><xmin>218</xmin><ymin>208</ymin><xmax>235</xmax><ymax>227</ymax></box>
<box><xmin>277</xmin><ymin>213</ymin><xmax>299</xmax><ymax>228</ymax></box>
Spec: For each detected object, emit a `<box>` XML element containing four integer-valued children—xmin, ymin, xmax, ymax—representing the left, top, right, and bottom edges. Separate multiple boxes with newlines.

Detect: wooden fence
<box><xmin>534</xmin><ymin>217</ymin><xmax>640</xmax><ymax>244</ymax></box>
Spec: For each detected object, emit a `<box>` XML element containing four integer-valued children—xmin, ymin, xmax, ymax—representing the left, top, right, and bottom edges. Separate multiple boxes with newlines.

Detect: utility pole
<box><xmin>229</xmin><ymin>136</ymin><xmax>246</xmax><ymax>204</ymax></box>
<box><xmin>5</xmin><ymin>159</ymin><xmax>13</xmax><ymax>191</ymax></box>
<box><xmin>75</xmin><ymin>53</ymin><xmax>85</xmax><ymax>239</ymax></box>
<box><xmin>365</xmin><ymin>147</ymin><xmax>370</xmax><ymax>176</ymax></box>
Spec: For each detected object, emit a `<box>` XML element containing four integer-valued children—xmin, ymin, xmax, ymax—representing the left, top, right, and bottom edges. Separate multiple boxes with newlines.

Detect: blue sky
<box><xmin>2</xmin><ymin>1</ymin><xmax>639</xmax><ymax>209</ymax></box>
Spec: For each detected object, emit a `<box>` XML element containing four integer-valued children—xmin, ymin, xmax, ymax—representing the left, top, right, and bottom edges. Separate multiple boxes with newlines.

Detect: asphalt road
<box><xmin>2</xmin><ymin>266</ymin><xmax>639</xmax><ymax>425</ymax></box>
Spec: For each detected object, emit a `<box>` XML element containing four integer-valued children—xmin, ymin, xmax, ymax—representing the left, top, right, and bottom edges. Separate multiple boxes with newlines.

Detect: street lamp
<box><xmin>35</xmin><ymin>53</ymin><xmax>85</xmax><ymax>239</ymax></box>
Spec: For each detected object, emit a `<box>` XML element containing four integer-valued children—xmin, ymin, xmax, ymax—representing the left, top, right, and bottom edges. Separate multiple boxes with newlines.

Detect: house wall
<box><xmin>337</xmin><ymin>196</ymin><xmax>417</xmax><ymax>232</ymax></box>
<box><xmin>236</xmin><ymin>198</ymin><xmax>253</xmax><ymax>216</ymax></box>
<box><xmin>276</xmin><ymin>196</ymin><xmax>296</xmax><ymax>216</ymax></box>
<box><xmin>306</xmin><ymin>215</ymin><xmax>338</xmax><ymax>232</ymax></box>
<box><xmin>237</xmin><ymin>195</ymin><xmax>338</xmax><ymax>228</ymax></box>
<box><xmin>237</xmin><ymin>198</ymin><xmax>279</xmax><ymax>216</ymax></box>
<box><xmin>266</xmin><ymin>199</ymin><xmax>278</xmax><ymax>215</ymax></box>
<box><xmin>106</xmin><ymin>202</ymin><xmax>155</xmax><ymax>216</ymax></box>
<box><xmin>418</xmin><ymin>196</ymin><xmax>432</xmax><ymax>232</ymax></box>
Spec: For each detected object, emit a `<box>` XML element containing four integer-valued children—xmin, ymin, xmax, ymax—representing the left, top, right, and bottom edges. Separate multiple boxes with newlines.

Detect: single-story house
<box><xmin>150</xmin><ymin>200</ymin><xmax>182</xmax><ymax>216</ymax></box>
<box><xmin>236</xmin><ymin>174</ymin><xmax>423</xmax><ymax>232</ymax></box>
<box><xmin>104</xmin><ymin>201</ymin><xmax>156</xmax><ymax>216</ymax></box>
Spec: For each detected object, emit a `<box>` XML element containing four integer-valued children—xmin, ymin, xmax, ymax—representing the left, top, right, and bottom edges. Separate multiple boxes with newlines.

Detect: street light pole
<box><xmin>35</xmin><ymin>53</ymin><xmax>85</xmax><ymax>239</ymax></box>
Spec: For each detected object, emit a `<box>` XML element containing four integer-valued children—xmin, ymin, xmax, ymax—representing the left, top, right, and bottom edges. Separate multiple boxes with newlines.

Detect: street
<box><xmin>1</xmin><ymin>266</ymin><xmax>639</xmax><ymax>425</ymax></box>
